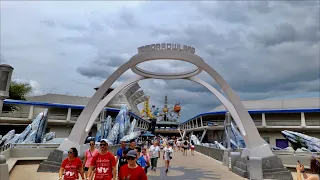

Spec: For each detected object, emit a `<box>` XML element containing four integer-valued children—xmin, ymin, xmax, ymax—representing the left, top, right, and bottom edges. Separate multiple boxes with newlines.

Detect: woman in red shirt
<box><xmin>59</xmin><ymin>147</ymin><xmax>85</xmax><ymax>180</ymax></box>
<box><xmin>119</xmin><ymin>150</ymin><xmax>148</xmax><ymax>180</ymax></box>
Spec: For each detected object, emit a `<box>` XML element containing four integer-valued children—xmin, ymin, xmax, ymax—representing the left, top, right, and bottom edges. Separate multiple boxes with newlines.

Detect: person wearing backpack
<box><xmin>183</xmin><ymin>139</ymin><xmax>189</xmax><ymax>155</ymax></box>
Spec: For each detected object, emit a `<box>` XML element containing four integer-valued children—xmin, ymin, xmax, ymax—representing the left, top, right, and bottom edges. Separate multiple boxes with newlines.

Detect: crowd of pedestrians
<box><xmin>58</xmin><ymin>135</ymin><xmax>196</xmax><ymax>180</ymax></box>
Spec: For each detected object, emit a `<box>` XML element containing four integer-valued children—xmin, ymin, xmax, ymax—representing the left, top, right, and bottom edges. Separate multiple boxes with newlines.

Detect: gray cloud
<box><xmin>1</xmin><ymin>1</ymin><xmax>319</xmax><ymax>121</ymax></box>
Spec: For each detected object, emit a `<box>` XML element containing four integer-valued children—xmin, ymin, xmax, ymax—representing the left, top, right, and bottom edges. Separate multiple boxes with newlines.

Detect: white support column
<box><xmin>195</xmin><ymin>118</ymin><xmax>198</xmax><ymax>128</ymax></box>
<box><xmin>262</xmin><ymin>113</ymin><xmax>267</xmax><ymax>127</ymax></box>
<box><xmin>200</xmin><ymin>116</ymin><xmax>203</xmax><ymax>127</ymax></box>
<box><xmin>301</xmin><ymin>112</ymin><xmax>306</xmax><ymax>127</ymax></box>
<box><xmin>66</xmin><ymin>108</ymin><xmax>71</xmax><ymax>121</ymax></box>
<box><xmin>192</xmin><ymin>120</ymin><xmax>195</xmax><ymax>129</ymax></box>
<box><xmin>182</xmin><ymin>130</ymin><xmax>186</xmax><ymax>140</ymax></box>
<box><xmin>28</xmin><ymin>105</ymin><xmax>34</xmax><ymax>120</ymax></box>
<box><xmin>200</xmin><ymin>129</ymin><xmax>207</xmax><ymax>142</ymax></box>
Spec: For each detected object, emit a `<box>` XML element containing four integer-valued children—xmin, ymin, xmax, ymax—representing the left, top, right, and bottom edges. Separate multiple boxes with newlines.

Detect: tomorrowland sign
<box><xmin>138</xmin><ymin>43</ymin><xmax>195</xmax><ymax>54</ymax></box>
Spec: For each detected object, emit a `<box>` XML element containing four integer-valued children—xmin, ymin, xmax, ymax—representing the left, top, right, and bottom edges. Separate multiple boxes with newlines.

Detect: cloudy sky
<box><xmin>1</xmin><ymin>1</ymin><xmax>319</xmax><ymax>121</ymax></box>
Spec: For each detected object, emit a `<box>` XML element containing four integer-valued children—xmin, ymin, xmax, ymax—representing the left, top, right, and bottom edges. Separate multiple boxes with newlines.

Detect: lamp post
<box><xmin>0</xmin><ymin>64</ymin><xmax>14</xmax><ymax>118</ymax></box>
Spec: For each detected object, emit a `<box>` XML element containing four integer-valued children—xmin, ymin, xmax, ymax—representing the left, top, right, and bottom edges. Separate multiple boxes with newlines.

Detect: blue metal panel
<box><xmin>3</xmin><ymin>99</ymin><xmax>146</xmax><ymax>122</ymax></box>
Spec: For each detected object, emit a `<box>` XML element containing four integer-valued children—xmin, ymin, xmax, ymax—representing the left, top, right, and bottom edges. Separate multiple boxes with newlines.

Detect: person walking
<box><xmin>116</xmin><ymin>140</ymin><xmax>128</xmax><ymax>162</ymax></box>
<box><xmin>119</xmin><ymin>150</ymin><xmax>148</xmax><ymax>180</ymax></box>
<box><xmin>176</xmin><ymin>139</ymin><xmax>181</xmax><ymax>152</ymax></box>
<box><xmin>183</xmin><ymin>139</ymin><xmax>189</xmax><ymax>155</ymax></box>
<box><xmin>163</xmin><ymin>143</ymin><xmax>173</xmax><ymax>173</ymax></box>
<box><xmin>83</xmin><ymin>140</ymin><xmax>99</xmax><ymax>180</ymax></box>
<box><xmin>142</xmin><ymin>147</ymin><xmax>150</xmax><ymax>173</ymax></box>
<box><xmin>149</xmin><ymin>141</ymin><xmax>160</xmax><ymax>171</ymax></box>
<box><xmin>88</xmin><ymin>139</ymin><xmax>116</xmax><ymax>180</ymax></box>
<box><xmin>59</xmin><ymin>147</ymin><xmax>84</xmax><ymax>180</ymax></box>
<box><xmin>128</xmin><ymin>139</ymin><xmax>136</xmax><ymax>151</ymax></box>
<box><xmin>190</xmin><ymin>140</ymin><xmax>195</xmax><ymax>156</ymax></box>
<box><xmin>135</xmin><ymin>146</ymin><xmax>147</xmax><ymax>171</ymax></box>
<box><xmin>118</xmin><ymin>148</ymin><xmax>129</xmax><ymax>171</ymax></box>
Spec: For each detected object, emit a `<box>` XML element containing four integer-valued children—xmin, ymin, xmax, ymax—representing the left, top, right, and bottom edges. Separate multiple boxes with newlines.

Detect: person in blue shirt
<box><xmin>134</xmin><ymin>146</ymin><xmax>147</xmax><ymax>172</ymax></box>
<box><xmin>116</xmin><ymin>140</ymin><xmax>127</xmax><ymax>162</ymax></box>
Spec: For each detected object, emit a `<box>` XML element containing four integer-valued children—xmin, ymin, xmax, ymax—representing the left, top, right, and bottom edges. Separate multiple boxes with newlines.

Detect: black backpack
<box><xmin>184</xmin><ymin>141</ymin><xmax>187</xmax><ymax>145</ymax></box>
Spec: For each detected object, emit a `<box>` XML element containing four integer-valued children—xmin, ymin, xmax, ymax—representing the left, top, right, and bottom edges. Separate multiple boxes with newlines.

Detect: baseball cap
<box><xmin>100</xmin><ymin>139</ymin><xmax>108</xmax><ymax>144</ymax></box>
<box><xmin>126</xmin><ymin>150</ymin><xmax>137</xmax><ymax>158</ymax></box>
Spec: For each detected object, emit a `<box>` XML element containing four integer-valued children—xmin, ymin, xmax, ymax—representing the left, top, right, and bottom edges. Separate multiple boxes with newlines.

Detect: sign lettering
<box><xmin>138</xmin><ymin>43</ymin><xmax>196</xmax><ymax>54</ymax></box>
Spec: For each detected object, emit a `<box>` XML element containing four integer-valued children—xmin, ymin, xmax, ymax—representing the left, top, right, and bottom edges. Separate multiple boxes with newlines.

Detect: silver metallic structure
<box><xmin>58</xmin><ymin>44</ymin><xmax>273</xmax><ymax>159</ymax></box>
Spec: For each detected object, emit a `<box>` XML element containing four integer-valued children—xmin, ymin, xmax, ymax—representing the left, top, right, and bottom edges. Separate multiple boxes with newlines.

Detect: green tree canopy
<box><xmin>3</xmin><ymin>81</ymin><xmax>33</xmax><ymax>111</ymax></box>
<box><xmin>9</xmin><ymin>81</ymin><xmax>33</xmax><ymax>100</ymax></box>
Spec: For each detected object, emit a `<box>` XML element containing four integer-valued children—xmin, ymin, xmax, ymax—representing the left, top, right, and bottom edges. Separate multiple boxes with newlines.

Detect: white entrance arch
<box><xmin>58</xmin><ymin>46</ymin><xmax>273</xmax><ymax>158</ymax></box>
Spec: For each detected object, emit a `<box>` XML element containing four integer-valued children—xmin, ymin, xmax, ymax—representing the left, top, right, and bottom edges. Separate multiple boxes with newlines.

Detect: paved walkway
<box><xmin>10</xmin><ymin>149</ymin><xmax>246</xmax><ymax>180</ymax></box>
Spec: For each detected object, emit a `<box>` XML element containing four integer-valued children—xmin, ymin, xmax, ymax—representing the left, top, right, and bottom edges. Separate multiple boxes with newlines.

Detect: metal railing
<box><xmin>195</xmin><ymin>144</ymin><xmax>224</xmax><ymax>161</ymax></box>
<box><xmin>306</xmin><ymin>120</ymin><xmax>320</xmax><ymax>126</ymax></box>
<box><xmin>11</xmin><ymin>143</ymin><xmax>60</xmax><ymax>148</ymax></box>
<box><xmin>266</xmin><ymin>120</ymin><xmax>301</xmax><ymax>126</ymax></box>
<box><xmin>1</xmin><ymin>111</ymin><xmax>29</xmax><ymax>118</ymax></box>
<box><xmin>1</xmin><ymin>111</ymin><xmax>100</xmax><ymax>122</ymax></box>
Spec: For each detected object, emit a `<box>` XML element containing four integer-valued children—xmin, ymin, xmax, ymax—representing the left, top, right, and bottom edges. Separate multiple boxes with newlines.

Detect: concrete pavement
<box><xmin>10</xmin><ymin>149</ymin><xmax>246</xmax><ymax>180</ymax></box>
<box><xmin>9</xmin><ymin>149</ymin><xmax>305</xmax><ymax>180</ymax></box>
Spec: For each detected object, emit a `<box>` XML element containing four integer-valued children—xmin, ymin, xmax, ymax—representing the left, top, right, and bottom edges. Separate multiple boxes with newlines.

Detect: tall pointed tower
<box><xmin>163</xmin><ymin>93</ymin><xmax>168</xmax><ymax>121</ymax></box>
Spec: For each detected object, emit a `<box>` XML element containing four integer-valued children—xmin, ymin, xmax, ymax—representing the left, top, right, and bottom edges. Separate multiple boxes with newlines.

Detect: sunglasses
<box><xmin>127</xmin><ymin>156</ymin><xmax>135</xmax><ymax>160</ymax></box>
<box><xmin>68</xmin><ymin>151</ymin><xmax>74</xmax><ymax>154</ymax></box>
<box><xmin>100</xmin><ymin>144</ymin><xmax>107</xmax><ymax>147</ymax></box>
<box><xmin>90</xmin><ymin>143</ymin><xmax>95</xmax><ymax>146</ymax></box>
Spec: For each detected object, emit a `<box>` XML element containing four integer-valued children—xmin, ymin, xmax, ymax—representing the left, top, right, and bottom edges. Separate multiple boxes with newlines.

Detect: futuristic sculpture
<box><xmin>281</xmin><ymin>130</ymin><xmax>320</xmax><ymax>152</ymax></box>
<box><xmin>141</xmin><ymin>96</ymin><xmax>154</xmax><ymax>119</ymax></box>
<box><xmin>0</xmin><ymin>109</ymin><xmax>55</xmax><ymax>146</ymax></box>
<box><xmin>94</xmin><ymin>105</ymin><xmax>141</xmax><ymax>145</ymax></box>
<box><xmin>95</xmin><ymin>115</ymin><xmax>112</xmax><ymax>142</ymax></box>
<box><xmin>222</xmin><ymin>120</ymin><xmax>246</xmax><ymax>149</ymax></box>
<box><xmin>190</xmin><ymin>135</ymin><xmax>201</xmax><ymax>145</ymax></box>
<box><xmin>59</xmin><ymin>43</ymin><xmax>274</xmax><ymax>159</ymax></box>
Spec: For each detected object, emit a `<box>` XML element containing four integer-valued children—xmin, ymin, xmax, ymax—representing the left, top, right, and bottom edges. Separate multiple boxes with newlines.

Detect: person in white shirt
<box><xmin>148</xmin><ymin>141</ymin><xmax>160</xmax><ymax>171</ymax></box>
<box><xmin>163</xmin><ymin>142</ymin><xmax>173</xmax><ymax>173</ymax></box>
<box><xmin>176</xmin><ymin>140</ymin><xmax>181</xmax><ymax>151</ymax></box>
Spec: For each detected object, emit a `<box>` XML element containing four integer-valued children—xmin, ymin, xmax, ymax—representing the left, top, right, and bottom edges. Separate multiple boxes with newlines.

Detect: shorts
<box><xmin>84</xmin><ymin>167</ymin><xmax>95</xmax><ymax>172</ymax></box>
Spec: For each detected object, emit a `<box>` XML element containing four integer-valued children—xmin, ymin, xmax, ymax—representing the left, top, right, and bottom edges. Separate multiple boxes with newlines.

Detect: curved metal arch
<box><xmin>84</xmin><ymin>76</ymin><xmax>246</xmax><ymax>138</ymax></box>
<box><xmin>58</xmin><ymin>50</ymin><xmax>273</xmax><ymax>157</ymax></box>
<box><xmin>187</xmin><ymin>76</ymin><xmax>246</xmax><ymax>136</ymax></box>
<box><xmin>85</xmin><ymin>76</ymin><xmax>146</xmax><ymax>132</ymax></box>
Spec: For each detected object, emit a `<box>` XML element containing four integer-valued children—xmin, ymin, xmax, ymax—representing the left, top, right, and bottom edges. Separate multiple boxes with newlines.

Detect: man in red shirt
<box><xmin>119</xmin><ymin>150</ymin><xmax>148</xmax><ymax>180</ymax></box>
<box><xmin>88</xmin><ymin>140</ymin><xmax>116</xmax><ymax>180</ymax></box>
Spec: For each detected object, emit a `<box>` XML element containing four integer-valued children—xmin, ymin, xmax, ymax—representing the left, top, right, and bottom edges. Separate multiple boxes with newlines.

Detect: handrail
<box><xmin>2</xmin><ymin>99</ymin><xmax>149</xmax><ymax>123</ymax></box>
<box><xmin>11</xmin><ymin>143</ymin><xmax>60</xmax><ymax>148</ymax></box>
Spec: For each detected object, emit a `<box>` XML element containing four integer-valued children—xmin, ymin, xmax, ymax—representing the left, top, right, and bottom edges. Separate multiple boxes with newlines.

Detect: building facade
<box><xmin>0</xmin><ymin>83</ymin><xmax>149</xmax><ymax>138</ymax></box>
<box><xmin>180</xmin><ymin>93</ymin><xmax>320</xmax><ymax>148</ymax></box>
